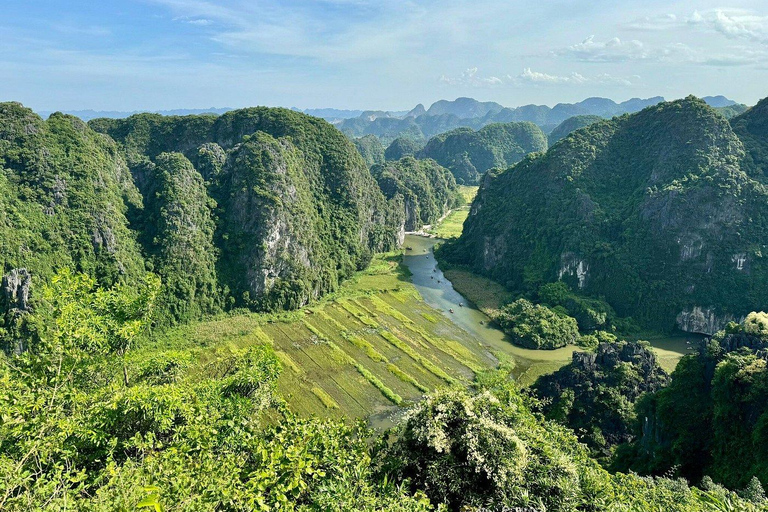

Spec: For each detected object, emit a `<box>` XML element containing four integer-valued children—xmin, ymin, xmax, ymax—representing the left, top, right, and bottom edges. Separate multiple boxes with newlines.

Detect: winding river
<box><xmin>401</xmin><ymin>234</ymin><xmax>692</xmax><ymax>380</ymax></box>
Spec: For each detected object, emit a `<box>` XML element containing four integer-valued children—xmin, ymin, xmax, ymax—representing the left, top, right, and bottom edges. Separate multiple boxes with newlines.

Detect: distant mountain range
<box><xmin>34</xmin><ymin>95</ymin><xmax>746</xmax><ymax>133</ymax></box>
<box><xmin>335</xmin><ymin>96</ymin><xmax>748</xmax><ymax>144</ymax></box>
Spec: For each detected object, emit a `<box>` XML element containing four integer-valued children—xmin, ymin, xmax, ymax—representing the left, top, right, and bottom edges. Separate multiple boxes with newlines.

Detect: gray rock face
<box><xmin>2</xmin><ymin>268</ymin><xmax>32</xmax><ymax>313</ymax></box>
<box><xmin>676</xmin><ymin>306</ymin><xmax>743</xmax><ymax>335</ymax></box>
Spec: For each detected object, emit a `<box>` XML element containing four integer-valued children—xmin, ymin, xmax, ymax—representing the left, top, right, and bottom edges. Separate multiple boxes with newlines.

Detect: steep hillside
<box><xmin>135</xmin><ymin>152</ymin><xmax>222</xmax><ymax>324</ymax></box>
<box><xmin>0</xmin><ymin>103</ymin><xmax>145</xmax><ymax>346</ymax></box>
<box><xmin>549</xmin><ymin>115</ymin><xmax>604</xmax><ymax>145</ymax></box>
<box><xmin>615</xmin><ymin>313</ymin><xmax>768</xmax><ymax>489</ymax></box>
<box><xmin>385</xmin><ymin>137</ymin><xmax>424</xmax><ymax>161</ymax></box>
<box><xmin>353</xmin><ymin>134</ymin><xmax>385</xmax><ymax>167</ymax></box>
<box><xmin>371</xmin><ymin>157</ymin><xmax>461</xmax><ymax>231</ymax></box>
<box><xmin>91</xmin><ymin>108</ymin><xmax>404</xmax><ymax>314</ymax></box>
<box><xmin>445</xmin><ymin>97</ymin><xmax>768</xmax><ymax>332</ymax></box>
<box><xmin>731</xmin><ymin>98</ymin><xmax>768</xmax><ymax>180</ymax></box>
<box><xmin>533</xmin><ymin>340</ymin><xmax>669</xmax><ymax>460</ymax></box>
<box><xmin>419</xmin><ymin>122</ymin><xmax>548</xmax><ymax>184</ymax></box>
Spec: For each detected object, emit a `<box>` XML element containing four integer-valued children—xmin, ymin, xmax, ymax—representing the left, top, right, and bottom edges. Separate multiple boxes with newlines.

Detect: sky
<box><xmin>1</xmin><ymin>0</ymin><xmax>767</xmax><ymax>112</ymax></box>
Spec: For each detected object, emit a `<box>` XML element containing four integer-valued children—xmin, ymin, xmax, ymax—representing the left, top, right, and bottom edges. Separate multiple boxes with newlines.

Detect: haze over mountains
<box><xmin>36</xmin><ymin>94</ymin><xmax>744</xmax><ymax>126</ymax></box>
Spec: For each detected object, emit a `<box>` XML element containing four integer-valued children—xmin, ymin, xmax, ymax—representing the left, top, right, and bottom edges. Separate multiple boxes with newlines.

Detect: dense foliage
<box><xmin>90</xmin><ymin>107</ymin><xmax>404</xmax><ymax>316</ymax></box>
<box><xmin>0</xmin><ymin>103</ymin><xmax>146</xmax><ymax>346</ymax></box>
<box><xmin>371</xmin><ymin>157</ymin><xmax>461</xmax><ymax>231</ymax></box>
<box><xmin>614</xmin><ymin>313</ymin><xmax>768</xmax><ymax>490</ymax></box>
<box><xmin>533</xmin><ymin>340</ymin><xmax>669</xmax><ymax>461</ymax></box>
<box><xmin>378</xmin><ymin>374</ymin><xmax>765</xmax><ymax>511</ymax></box>
<box><xmin>135</xmin><ymin>152</ymin><xmax>222</xmax><ymax>324</ymax></box>
<box><xmin>418</xmin><ymin>122</ymin><xmax>548</xmax><ymax>184</ymax></box>
<box><xmin>496</xmin><ymin>298</ymin><xmax>578</xmax><ymax>349</ymax></box>
<box><xmin>445</xmin><ymin>97</ymin><xmax>768</xmax><ymax>331</ymax></box>
<box><xmin>731</xmin><ymin>97</ymin><xmax>768</xmax><ymax>181</ymax></box>
<box><xmin>538</xmin><ymin>281</ymin><xmax>625</xmax><ymax>332</ymax></box>
<box><xmin>548</xmin><ymin>115</ymin><xmax>603</xmax><ymax>145</ymax></box>
<box><xmin>353</xmin><ymin>134</ymin><xmax>385</xmax><ymax>168</ymax></box>
<box><xmin>385</xmin><ymin>137</ymin><xmax>425</xmax><ymax>161</ymax></box>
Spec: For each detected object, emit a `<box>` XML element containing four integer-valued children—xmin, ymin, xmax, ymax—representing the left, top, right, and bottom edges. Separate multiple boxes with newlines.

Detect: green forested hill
<box><xmin>615</xmin><ymin>313</ymin><xmax>768</xmax><ymax>490</ymax></box>
<box><xmin>444</xmin><ymin>97</ymin><xmax>768</xmax><ymax>331</ymax></box>
<box><xmin>0</xmin><ymin>103</ymin><xmax>146</xmax><ymax>348</ymax></box>
<box><xmin>548</xmin><ymin>115</ymin><xmax>603</xmax><ymax>145</ymax></box>
<box><xmin>353</xmin><ymin>134</ymin><xmax>385</xmax><ymax>167</ymax></box>
<box><xmin>0</xmin><ymin>104</ymin><xmax>406</xmax><ymax>333</ymax></box>
<box><xmin>90</xmin><ymin>107</ymin><xmax>404</xmax><ymax>316</ymax></box>
<box><xmin>418</xmin><ymin>122</ymin><xmax>548</xmax><ymax>184</ymax></box>
<box><xmin>371</xmin><ymin>157</ymin><xmax>461</xmax><ymax>231</ymax></box>
<box><xmin>385</xmin><ymin>136</ymin><xmax>424</xmax><ymax>161</ymax></box>
<box><xmin>731</xmin><ymin>97</ymin><xmax>768</xmax><ymax>181</ymax></box>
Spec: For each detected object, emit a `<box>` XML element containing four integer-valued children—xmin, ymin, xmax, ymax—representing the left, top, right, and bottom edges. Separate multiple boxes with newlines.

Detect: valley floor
<box><xmin>144</xmin><ymin>252</ymin><xmax>522</xmax><ymax>428</ymax></box>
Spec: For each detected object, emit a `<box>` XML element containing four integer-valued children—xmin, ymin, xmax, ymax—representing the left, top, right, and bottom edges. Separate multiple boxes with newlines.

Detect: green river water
<box><xmin>401</xmin><ymin>234</ymin><xmax>695</xmax><ymax>381</ymax></box>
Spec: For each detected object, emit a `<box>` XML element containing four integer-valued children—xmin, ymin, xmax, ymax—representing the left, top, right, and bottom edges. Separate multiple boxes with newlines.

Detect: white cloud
<box><xmin>624</xmin><ymin>13</ymin><xmax>679</xmax><ymax>31</ymax></box>
<box><xmin>187</xmin><ymin>18</ymin><xmax>213</xmax><ymax>26</ymax></box>
<box><xmin>440</xmin><ymin>68</ymin><xmax>503</xmax><ymax>87</ymax></box>
<box><xmin>698</xmin><ymin>9</ymin><xmax>768</xmax><ymax>44</ymax></box>
<box><xmin>439</xmin><ymin>68</ymin><xmax>634</xmax><ymax>88</ymax></box>
<box><xmin>552</xmin><ymin>35</ymin><xmax>698</xmax><ymax>63</ymax></box>
<box><xmin>553</xmin><ymin>32</ymin><xmax>767</xmax><ymax>68</ymax></box>
<box><xmin>626</xmin><ymin>8</ymin><xmax>768</xmax><ymax>44</ymax></box>
<box><xmin>515</xmin><ymin>68</ymin><xmax>633</xmax><ymax>86</ymax></box>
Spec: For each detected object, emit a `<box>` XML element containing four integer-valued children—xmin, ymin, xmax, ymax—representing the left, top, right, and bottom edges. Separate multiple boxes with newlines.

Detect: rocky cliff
<box><xmin>445</xmin><ymin>97</ymin><xmax>768</xmax><ymax>331</ymax></box>
<box><xmin>533</xmin><ymin>340</ymin><xmax>669</xmax><ymax>459</ymax></box>
<box><xmin>0</xmin><ymin>103</ymin><xmax>146</xmax><ymax>345</ymax></box>
<box><xmin>371</xmin><ymin>157</ymin><xmax>460</xmax><ymax>232</ymax></box>
<box><xmin>91</xmin><ymin>107</ymin><xmax>403</xmax><ymax>314</ymax></box>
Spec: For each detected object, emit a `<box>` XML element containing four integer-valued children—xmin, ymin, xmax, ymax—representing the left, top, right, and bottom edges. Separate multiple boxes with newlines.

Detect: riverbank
<box><xmin>142</xmin><ymin>248</ymin><xmax>525</xmax><ymax>429</ymax></box>
<box><xmin>432</xmin><ymin>244</ymin><xmax>692</xmax><ymax>373</ymax></box>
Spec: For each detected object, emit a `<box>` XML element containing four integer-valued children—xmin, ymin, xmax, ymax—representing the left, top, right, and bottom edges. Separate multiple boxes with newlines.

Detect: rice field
<box><xmin>149</xmin><ymin>250</ymin><xmax>521</xmax><ymax>428</ymax></box>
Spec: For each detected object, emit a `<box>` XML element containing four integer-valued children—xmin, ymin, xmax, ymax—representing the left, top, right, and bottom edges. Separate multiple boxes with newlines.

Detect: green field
<box><xmin>427</xmin><ymin>185</ymin><xmax>478</xmax><ymax>239</ymax></box>
<box><xmin>442</xmin><ymin>266</ymin><xmax>689</xmax><ymax>375</ymax></box>
<box><xmin>144</xmin><ymin>251</ymin><xmax>520</xmax><ymax>427</ymax></box>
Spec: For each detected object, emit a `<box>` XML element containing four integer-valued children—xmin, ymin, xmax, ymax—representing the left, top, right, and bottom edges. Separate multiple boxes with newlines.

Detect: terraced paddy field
<box><xmin>146</xmin><ymin>252</ymin><xmax>522</xmax><ymax>428</ymax></box>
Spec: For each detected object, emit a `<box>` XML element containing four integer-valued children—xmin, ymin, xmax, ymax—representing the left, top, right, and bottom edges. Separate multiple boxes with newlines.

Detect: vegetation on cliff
<box><xmin>731</xmin><ymin>97</ymin><xmax>768</xmax><ymax>181</ymax></box>
<box><xmin>548</xmin><ymin>115</ymin><xmax>603</xmax><ymax>145</ymax></box>
<box><xmin>0</xmin><ymin>103</ymin><xmax>146</xmax><ymax>346</ymax></box>
<box><xmin>614</xmin><ymin>313</ymin><xmax>768</xmax><ymax>490</ymax></box>
<box><xmin>445</xmin><ymin>97</ymin><xmax>768</xmax><ymax>331</ymax></box>
<box><xmin>533</xmin><ymin>339</ymin><xmax>669</xmax><ymax>461</ymax></box>
<box><xmin>91</xmin><ymin>107</ymin><xmax>403</xmax><ymax>316</ymax></box>
<box><xmin>385</xmin><ymin>137</ymin><xmax>424</xmax><ymax>161</ymax></box>
<box><xmin>371</xmin><ymin>157</ymin><xmax>461</xmax><ymax>231</ymax></box>
<box><xmin>353</xmin><ymin>134</ymin><xmax>385</xmax><ymax>168</ymax></box>
<box><xmin>418</xmin><ymin>122</ymin><xmax>548</xmax><ymax>184</ymax></box>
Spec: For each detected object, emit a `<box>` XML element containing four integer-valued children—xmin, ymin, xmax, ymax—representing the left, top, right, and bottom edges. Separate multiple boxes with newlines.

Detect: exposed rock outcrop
<box><xmin>445</xmin><ymin>97</ymin><xmax>768</xmax><ymax>330</ymax></box>
<box><xmin>676</xmin><ymin>306</ymin><xmax>743</xmax><ymax>335</ymax></box>
<box><xmin>534</xmin><ymin>340</ymin><xmax>670</xmax><ymax>458</ymax></box>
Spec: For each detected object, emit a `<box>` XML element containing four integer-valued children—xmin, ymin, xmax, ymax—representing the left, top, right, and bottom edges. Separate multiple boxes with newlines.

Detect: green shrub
<box><xmin>496</xmin><ymin>298</ymin><xmax>578</xmax><ymax>349</ymax></box>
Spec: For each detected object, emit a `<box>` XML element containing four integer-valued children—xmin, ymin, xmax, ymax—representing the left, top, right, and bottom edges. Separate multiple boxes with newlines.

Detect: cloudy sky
<box><xmin>2</xmin><ymin>0</ymin><xmax>767</xmax><ymax>111</ymax></box>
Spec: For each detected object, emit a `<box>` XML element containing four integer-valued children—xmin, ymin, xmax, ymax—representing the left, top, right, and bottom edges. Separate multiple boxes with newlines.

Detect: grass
<box><xmin>458</xmin><ymin>185</ymin><xmax>479</xmax><ymax>205</ymax></box>
<box><xmin>143</xmin><ymin>249</ymin><xmax>528</xmax><ymax>426</ymax></box>
<box><xmin>427</xmin><ymin>186</ymin><xmax>478</xmax><ymax>239</ymax></box>
<box><xmin>311</xmin><ymin>386</ymin><xmax>339</xmax><ymax>409</ymax></box>
<box><xmin>441</xmin><ymin>268</ymin><xmax>513</xmax><ymax>318</ymax></box>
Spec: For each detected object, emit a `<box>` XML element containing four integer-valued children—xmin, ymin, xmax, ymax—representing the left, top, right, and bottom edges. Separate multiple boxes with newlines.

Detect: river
<box><xmin>401</xmin><ymin>233</ymin><xmax>692</xmax><ymax>381</ymax></box>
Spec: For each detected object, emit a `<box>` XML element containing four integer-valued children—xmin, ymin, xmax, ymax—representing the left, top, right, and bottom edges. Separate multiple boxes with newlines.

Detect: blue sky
<box><xmin>2</xmin><ymin>0</ymin><xmax>767</xmax><ymax>111</ymax></box>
